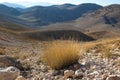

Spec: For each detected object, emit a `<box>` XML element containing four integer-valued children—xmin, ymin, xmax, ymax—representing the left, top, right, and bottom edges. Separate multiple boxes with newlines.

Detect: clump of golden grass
<box><xmin>41</xmin><ymin>38</ymin><xmax>120</xmax><ymax>70</ymax></box>
<box><xmin>41</xmin><ymin>40</ymin><xmax>80</xmax><ymax>70</ymax></box>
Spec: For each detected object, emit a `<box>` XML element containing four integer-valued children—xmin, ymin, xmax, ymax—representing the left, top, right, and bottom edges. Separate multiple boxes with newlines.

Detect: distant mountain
<box><xmin>19</xmin><ymin>3</ymin><xmax>102</xmax><ymax>27</ymax></box>
<box><xmin>0</xmin><ymin>4</ymin><xmax>21</xmax><ymax>16</ymax></box>
<box><xmin>0</xmin><ymin>3</ymin><xmax>120</xmax><ymax>40</ymax></box>
<box><xmin>75</xmin><ymin>4</ymin><xmax>120</xmax><ymax>32</ymax></box>
<box><xmin>36</xmin><ymin>2</ymin><xmax>54</xmax><ymax>6</ymax></box>
<box><xmin>41</xmin><ymin>4</ymin><xmax>120</xmax><ymax>39</ymax></box>
<box><xmin>52</xmin><ymin>3</ymin><xmax>76</xmax><ymax>9</ymax></box>
<box><xmin>2</xmin><ymin>2</ymin><xmax>26</xmax><ymax>8</ymax></box>
<box><xmin>0</xmin><ymin>3</ymin><xmax>102</xmax><ymax>27</ymax></box>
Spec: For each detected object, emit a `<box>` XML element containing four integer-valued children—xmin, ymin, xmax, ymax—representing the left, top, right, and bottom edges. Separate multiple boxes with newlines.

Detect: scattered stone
<box><xmin>66</xmin><ymin>78</ymin><xmax>72</xmax><ymax>80</ymax></box>
<box><xmin>75</xmin><ymin>69</ymin><xmax>84</xmax><ymax>79</ymax></box>
<box><xmin>40</xmin><ymin>65</ymin><xmax>48</xmax><ymax>72</ymax></box>
<box><xmin>102</xmin><ymin>74</ymin><xmax>108</xmax><ymax>80</ymax></box>
<box><xmin>49</xmin><ymin>70</ymin><xmax>60</xmax><ymax>76</ymax></box>
<box><xmin>64</xmin><ymin>70</ymin><xmax>74</xmax><ymax>79</ymax></box>
<box><xmin>15</xmin><ymin>76</ymin><xmax>26</xmax><ymax>80</ymax></box>
<box><xmin>73</xmin><ymin>64</ymin><xmax>81</xmax><ymax>70</ymax></box>
<box><xmin>106</xmin><ymin>75</ymin><xmax>120</xmax><ymax>80</ymax></box>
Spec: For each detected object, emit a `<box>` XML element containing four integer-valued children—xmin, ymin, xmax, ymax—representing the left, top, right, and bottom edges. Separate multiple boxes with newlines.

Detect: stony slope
<box><xmin>19</xmin><ymin>3</ymin><xmax>102</xmax><ymax>27</ymax></box>
<box><xmin>41</xmin><ymin>4</ymin><xmax>120</xmax><ymax>39</ymax></box>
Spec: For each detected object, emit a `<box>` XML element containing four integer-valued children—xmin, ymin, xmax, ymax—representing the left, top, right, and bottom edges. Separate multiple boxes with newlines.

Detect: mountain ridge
<box><xmin>2</xmin><ymin>2</ymin><xmax>26</xmax><ymax>8</ymax></box>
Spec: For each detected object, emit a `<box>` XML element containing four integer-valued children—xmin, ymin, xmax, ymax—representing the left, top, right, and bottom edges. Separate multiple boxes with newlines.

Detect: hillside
<box><xmin>22</xmin><ymin>30</ymin><xmax>95</xmax><ymax>41</ymax></box>
<box><xmin>0</xmin><ymin>3</ymin><xmax>102</xmax><ymax>28</ymax></box>
<box><xmin>0</xmin><ymin>12</ymin><xmax>35</xmax><ymax>28</ymax></box>
<box><xmin>2</xmin><ymin>2</ymin><xmax>26</xmax><ymax>8</ymax></box>
<box><xmin>0</xmin><ymin>2</ymin><xmax>120</xmax><ymax>80</ymax></box>
<box><xmin>41</xmin><ymin>4</ymin><xmax>120</xmax><ymax>39</ymax></box>
<box><xmin>75</xmin><ymin>4</ymin><xmax>120</xmax><ymax>32</ymax></box>
<box><xmin>0</xmin><ymin>4</ymin><xmax>21</xmax><ymax>16</ymax></box>
<box><xmin>19</xmin><ymin>3</ymin><xmax>102</xmax><ymax>27</ymax></box>
<box><xmin>0</xmin><ymin>4</ymin><xmax>119</xmax><ymax>40</ymax></box>
<box><xmin>86</xmin><ymin>31</ymin><xmax>120</xmax><ymax>39</ymax></box>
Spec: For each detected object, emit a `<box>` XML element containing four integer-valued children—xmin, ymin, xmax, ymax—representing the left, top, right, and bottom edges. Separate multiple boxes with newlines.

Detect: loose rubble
<box><xmin>20</xmin><ymin>41</ymin><xmax>120</xmax><ymax>80</ymax></box>
<box><xmin>0</xmin><ymin>40</ymin><xmax>120</xmax><ymax>80</ymax></box>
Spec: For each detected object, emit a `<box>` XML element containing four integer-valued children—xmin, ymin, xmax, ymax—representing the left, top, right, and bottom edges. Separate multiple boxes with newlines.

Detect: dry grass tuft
<box><xmin>80</xmin><ymin>38</ymin><xmax>120</xmax><ymax>59</ymax></box>
<box><xmin>41</xmin><ymin>40</ymin><xmax>80</xmax><ymax>70</ymax></box>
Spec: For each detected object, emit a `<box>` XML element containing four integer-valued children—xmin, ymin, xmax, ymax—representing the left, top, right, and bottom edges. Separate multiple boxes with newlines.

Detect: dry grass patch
<box><xmin>42</xmin><ymin>40</ymin><xmax>81</xmax><ymax>70</ymax></box>
<box><xmin>80</xmin><ymin>38</ymin><xmax>120</xmax><ymax>58</ymax></box>
<box><xmin>79</xmin><ymin>42</ymin><xmax>96</xmax><ymax>53</ymax></box>
<box><xmin>101</xmin><ymin>46</ymin><xmax>112</xmax><ymax>58</ymax></box>
<box><xmin>41</xmin><ymin>38</ymin><xmax>120</xmax><ymax>70</ymax></box>
<box><xmin>11</xmin><ymin>52</ymin><xmax>34</xmax><ymax>60</ymax></box>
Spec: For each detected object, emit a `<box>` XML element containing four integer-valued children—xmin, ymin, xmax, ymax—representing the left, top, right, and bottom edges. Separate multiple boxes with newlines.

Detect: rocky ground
<box><xmin>0</xmin><ymin>38</ymin><xmax>120</xmax><ymax>80</ymax></box>
<box><xmin>23</xmin><ymin>40</ymin><xmax>120</xmax><ymax>80</ymax></box>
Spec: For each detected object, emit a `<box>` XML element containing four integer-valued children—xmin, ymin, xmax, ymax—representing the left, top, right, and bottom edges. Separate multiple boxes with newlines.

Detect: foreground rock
<box><xmin>15</xmin><ymin>76</ymin><xmax>26</xmax><ymax>80</ymax></box>
<box><xmin>64</xmin><ymin>70</ymin><xmax>74</xmax><ymax>79</ymax></box>
<box><xmin>106</xmin><ymin>75</ymin><xmax>120</xmax><ymax>80</ymax></box>
<box><xmin>0</xmin><ymin>66</ymin><xmax>20</xmax><ymax>80</ymax></box>
<box><xmin>0</xmin><ymin>55</ymin><xmax>24</xmax><ymax>70</ymax></box>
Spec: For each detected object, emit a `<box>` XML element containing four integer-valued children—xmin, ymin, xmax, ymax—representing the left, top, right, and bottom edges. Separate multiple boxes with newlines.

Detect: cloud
<box><xmin>0</xmin><ymin>0</ymin><xmax>120</xmax><ymax>6</ymax></box>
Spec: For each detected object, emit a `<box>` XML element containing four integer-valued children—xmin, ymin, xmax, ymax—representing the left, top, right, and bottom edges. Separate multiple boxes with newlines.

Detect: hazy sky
<box><xmin>0</xmin><ymin>0</ymin><xmax>120</xmax><ymax>7</ymax></box>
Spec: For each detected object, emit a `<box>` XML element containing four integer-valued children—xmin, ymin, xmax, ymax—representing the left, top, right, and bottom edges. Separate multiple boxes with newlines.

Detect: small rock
<box><xmin>74</xmin><ymin>64</ymin><xmax>81</xmax><ymax>70</ymax></box>
<box><xmin>5</xmin><ymin>66</ymin><xmax>20</xmax><ymax>72</ymax></box>
<box><xmin>15</xmin><ymin>76</ymin><xmax>26</xmax><ymax>80</ymax></box>
<box><xmin>40</xmin><ymin>65</ymin><xmax>48</xmax><ymax>72</ymax></box>
<box><xmin>67</xmin><ymin>78</ymin><xmax>72</xmax><ymax>80</ymax></box>
<box><xmin>50</xmin><ymin>70</ymin><xmax>60</xmax><ymax>76</ymax></box>
<box><xmin>0</xmin><ymin>55</ymin><xmax>24</xmax><ymax>70</ymax></box>
<box><xmin>90</xmin><ymin>71</ymin><xmax>99</xmax><ymax>76</ymax></box>
<box><xmin>106</xmin><ymin>75</ymin><xmax>120</xmax><ymax>80</ymax></box>
<box><xmin>64</xmin><ymin>70</ymin><xmax>74</xmax><ymax>79</ymax></box>
<box><xmin>102</xmin><ymin>74</ymin><xmax>108</xmax><ymax>80</ymax></box>
<box><xmin>0</xmin><ymin>66</ymin><xmax>20</xmax><ymax>80</ymax></box>
<box><xmin>75</xmin><ymin>69</ymin><xmax>84</xmax><ymax>79</ymax></box>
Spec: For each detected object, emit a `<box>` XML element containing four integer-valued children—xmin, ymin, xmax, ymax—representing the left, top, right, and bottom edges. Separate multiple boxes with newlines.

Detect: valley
<box><xmin>0</xmin><ymin>2</ymin><xmax>120</xmax><ymax>80</ymax></box>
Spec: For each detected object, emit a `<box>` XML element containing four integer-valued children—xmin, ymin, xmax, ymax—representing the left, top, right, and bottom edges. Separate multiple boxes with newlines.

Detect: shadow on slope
<box><xmin>22</xmin><ymin>30</ymin><xmax>95</xmax><ymax>41</ymax></box>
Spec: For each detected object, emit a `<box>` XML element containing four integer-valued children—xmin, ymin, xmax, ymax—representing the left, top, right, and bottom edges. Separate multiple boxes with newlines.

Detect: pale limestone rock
<box><xmin>15</xmin><ymin>76</ymin><xmax>26</xmax><ymax>80</ymax></box>
<box><xmin>106</xmin><ymin>75</ymin><xmax>120</xmax><ymax>80</ymax></box>
<box><xmin>0</xmin><ymin>66</ymin><xmax>20</xmax><ymax>80</ymax></box>
<box><xmin>64</xmin><ymin>70</ymin><xmax>74</xmax><ymax>79</ymax></box>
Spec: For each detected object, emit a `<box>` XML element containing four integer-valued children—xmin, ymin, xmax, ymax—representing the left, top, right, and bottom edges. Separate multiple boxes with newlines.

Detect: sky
<box><xmin>0</xmin><ymin>0</ymin><xmax>120</xmax><ymax>7</ymax></box>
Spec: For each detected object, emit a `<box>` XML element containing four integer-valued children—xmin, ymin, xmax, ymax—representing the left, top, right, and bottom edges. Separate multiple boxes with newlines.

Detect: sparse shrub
<box><xmin>41</xmin><ymin>40</ymin><xmax>80</xmax><ymax>70</ymax></box>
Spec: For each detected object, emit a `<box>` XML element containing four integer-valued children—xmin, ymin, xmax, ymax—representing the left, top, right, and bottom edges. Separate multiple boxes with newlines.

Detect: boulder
<box><xmin>0</xmin><ymin>66</ymin><xmax>20</xmax><ymax>80</ymax></box>
<box><xmin>0</xmin><ymin>55</ymin><xmax>24</xmax><ymax>70</ymax></box>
